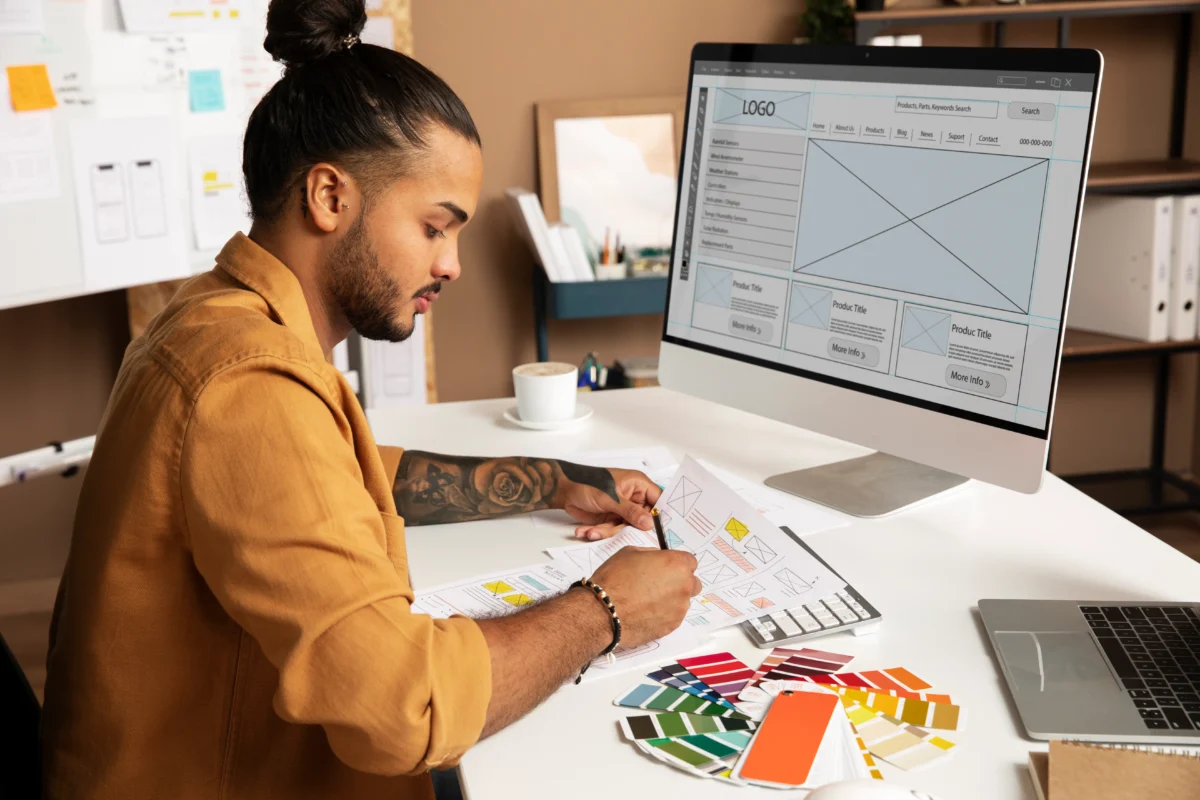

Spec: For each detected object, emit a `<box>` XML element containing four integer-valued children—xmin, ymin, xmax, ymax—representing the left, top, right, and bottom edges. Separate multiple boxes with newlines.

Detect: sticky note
<box><xmin>188</xmin><ymin>70</ymin><xmax>225</xmax><ymax>113</ymax></box>
<box><xmin>6</xmin><ymin>64</ymin><xmax>57</xmax><ymax>112</ymax></box>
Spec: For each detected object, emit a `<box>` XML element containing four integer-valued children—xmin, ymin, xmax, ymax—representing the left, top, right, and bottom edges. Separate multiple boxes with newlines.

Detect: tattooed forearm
<box><xmin>393</xmin><ymin>452</ymin><xmax>618</xmax><ymax>525</ymax></box>
<box><xmin>557</xmin><ymin>461</ymin><xmax>618</xmax><ymax>503</ymax></box>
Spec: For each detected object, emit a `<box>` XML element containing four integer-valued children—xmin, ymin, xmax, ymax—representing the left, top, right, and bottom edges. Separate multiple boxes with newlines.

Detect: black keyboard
<box><xmin>1083</xmin><ymin>605</ymin><xmax>1200</xmax><ymax>732</ymax></box>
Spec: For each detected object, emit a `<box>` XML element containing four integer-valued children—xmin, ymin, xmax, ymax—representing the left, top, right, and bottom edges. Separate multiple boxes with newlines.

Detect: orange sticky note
<box><xmin>6</xmin><ymin>64</ymin><xmax>57</xmax><ymax>112</ymax></box>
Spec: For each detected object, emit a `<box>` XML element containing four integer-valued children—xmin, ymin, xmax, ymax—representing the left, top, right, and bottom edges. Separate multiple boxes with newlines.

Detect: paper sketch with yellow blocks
<box><xmin>723</xmin><ymin>517</ymin><xmax>750</xmax><ymax>542</ymax></box>
<box><xmin>651</xmin><ymin>456</ymin><xmax>845</xmax><ymax>630</ymax></box>
<box><xmin>410</xmin><ymin>562</ymin><xmax>576</xmax><ymax>620</ymax></box>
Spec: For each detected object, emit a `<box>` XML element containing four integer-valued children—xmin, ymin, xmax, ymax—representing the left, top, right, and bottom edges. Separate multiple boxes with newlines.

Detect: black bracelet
<box><xmin>570</xmin><ymin>578</ymin><xmax>621</xmax><ymax>684</ymax></box>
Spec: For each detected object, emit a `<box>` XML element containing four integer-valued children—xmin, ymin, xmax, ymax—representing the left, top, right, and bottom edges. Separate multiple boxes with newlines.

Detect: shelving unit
<box><xmin>1060</xmin><ymin>329</ymin><xmax>1200</xmax><ymax>515</ymax></box>
<box><xmin>855</xmin><ymin>0</ymin><xmax>1200</xmax><ymax>39</ymax></box>
<box><xmin>1087</xmin><ymin>159</ymin><xmax>1200</xmax><ymax>194</ymax></box>
<box><xmin>853</xmin><ymin>3</ymin><xmax>1200</xmax><ymax>516</ymax></box>
<box><xmin>856</xmin><ymin>0</ymin><xmax>1196</xmax><ymax>167</ymax></box>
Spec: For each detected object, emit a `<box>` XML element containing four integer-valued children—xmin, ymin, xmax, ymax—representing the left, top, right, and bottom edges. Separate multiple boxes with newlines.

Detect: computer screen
<box><xmin>663</xmin><ymin>50</ymin><xmax>1099</xmax><ymax>438</ymax></box>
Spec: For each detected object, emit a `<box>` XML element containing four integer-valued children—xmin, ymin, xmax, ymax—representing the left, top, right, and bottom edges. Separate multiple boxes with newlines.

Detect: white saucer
<box><xmin>503</xmin><ymin>403</ymin><xmax>593</xmax><ymax>431</ymax></box>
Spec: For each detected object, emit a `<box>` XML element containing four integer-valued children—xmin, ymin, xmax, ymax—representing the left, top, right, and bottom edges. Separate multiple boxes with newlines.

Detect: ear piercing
<box><xmin>340</xmin><ymin>202</ymin><xmax>350</xmax><ymax>210</ymax></box>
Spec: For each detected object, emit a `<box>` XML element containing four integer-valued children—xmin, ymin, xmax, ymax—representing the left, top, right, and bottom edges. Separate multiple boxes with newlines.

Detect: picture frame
<box><xmin>534</xmin><ymin>95</ymin><xmax>686</xmax><ymax>255</ymax></box>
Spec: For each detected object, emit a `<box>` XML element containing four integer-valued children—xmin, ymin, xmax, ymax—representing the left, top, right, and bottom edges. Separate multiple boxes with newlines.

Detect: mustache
<box><xmin>412</xmin><ymin>282</ymin><xmax>443</xmax><ymax>300</ymax></box>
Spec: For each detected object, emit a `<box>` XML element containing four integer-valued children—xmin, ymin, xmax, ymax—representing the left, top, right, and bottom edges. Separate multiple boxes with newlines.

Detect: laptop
<box><xmin>980</xmin><ymin>599</ymin><xmax>1200</xmax><ymax>744</ymax></box>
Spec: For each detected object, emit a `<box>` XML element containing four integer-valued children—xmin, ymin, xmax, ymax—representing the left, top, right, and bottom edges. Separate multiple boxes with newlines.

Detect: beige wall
<box><xmin>412</xmin><ymin>0</ymin><xmax>800</xmax><ymax>402</ymax></box>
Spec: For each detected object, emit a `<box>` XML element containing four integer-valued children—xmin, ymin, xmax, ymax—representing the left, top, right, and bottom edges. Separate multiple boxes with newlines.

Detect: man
<box><xmin>41</xmin><ymin>12</ymin><xmax>699</xmax><ymax>799</ymax></box>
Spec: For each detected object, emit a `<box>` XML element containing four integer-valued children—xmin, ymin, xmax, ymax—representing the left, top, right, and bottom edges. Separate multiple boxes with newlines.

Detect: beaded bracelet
<box><xmin>570</xmin><ymin>578</ymin><xmax>622</xmax><ymax>684</ymax></box>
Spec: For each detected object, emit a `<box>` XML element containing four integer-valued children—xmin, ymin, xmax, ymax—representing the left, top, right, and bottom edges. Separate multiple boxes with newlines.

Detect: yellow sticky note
<box><xmin>6</xmin><ymin>64</ymin><xmax>57</xmax><ymax>112</ymax></box>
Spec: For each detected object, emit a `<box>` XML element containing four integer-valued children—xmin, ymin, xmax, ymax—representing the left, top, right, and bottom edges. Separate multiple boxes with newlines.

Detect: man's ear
<box><xmin>303</xmin><ymin>163</ymin><xmax>357</xmax><ymax>233</ymax></box>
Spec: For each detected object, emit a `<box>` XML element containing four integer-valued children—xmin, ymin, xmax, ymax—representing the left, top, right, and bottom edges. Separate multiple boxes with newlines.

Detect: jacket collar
<box><xmin>214</xmin><ymin>233</ymin><xmax>325</xmax><ymax>355</ymax></box>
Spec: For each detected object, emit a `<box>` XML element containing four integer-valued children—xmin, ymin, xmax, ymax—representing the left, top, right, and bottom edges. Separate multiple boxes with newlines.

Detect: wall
<box><xmin>0</xmin><ymin>292</ymin><xmax>129</xmax><ymax>590</ymax></box>
<box><xmin>412</xmin><ymin>0</ymin><xmax>800</xmax><ymax>402</ymax></box>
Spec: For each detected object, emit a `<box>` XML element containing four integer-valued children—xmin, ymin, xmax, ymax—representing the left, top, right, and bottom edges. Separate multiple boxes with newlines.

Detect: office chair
<box><xmin>1</xmin><ymin>631</ymin><xmax>41</xmax><ymax>799</ymax></box>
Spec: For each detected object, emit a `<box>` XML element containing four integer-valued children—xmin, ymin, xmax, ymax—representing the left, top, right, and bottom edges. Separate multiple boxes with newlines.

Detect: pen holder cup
<box><xmin>595</xmin><ymin>261</ymin><xmax>628</xmax><ymax>281</ymax></box>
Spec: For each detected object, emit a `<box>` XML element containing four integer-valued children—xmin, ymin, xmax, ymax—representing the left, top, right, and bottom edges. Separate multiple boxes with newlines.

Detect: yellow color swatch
<box><xmin>502</xmin><ymin>594</ymin><xmax>533</xmax><ymax>607</ymax></box>
<box><xmin>483</xmin><ymin>580</ymin><xmax>513</xmax><ymax>594</ymax></box>
<box><xmin>6</xmin><ymin>65</ymin><xmax>57</xmax><ymax>112</ymax></box>
<box><xmin>724</xmin><ymin>517</ymin><xmax>749</xmax><ymax>542</ymax></box>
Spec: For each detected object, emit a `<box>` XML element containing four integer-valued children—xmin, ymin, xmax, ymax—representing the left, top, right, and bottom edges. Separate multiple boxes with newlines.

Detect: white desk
<box><xmin>368</xmin><ymin>387</ymin><xmax>1200</xmax><ymax>800</ymax></box>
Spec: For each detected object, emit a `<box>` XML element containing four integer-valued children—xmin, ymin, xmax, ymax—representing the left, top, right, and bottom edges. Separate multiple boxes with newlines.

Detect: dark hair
<box><xmin>243</xmin><ymin>0</ymin><xmax>481</xmax><ymax>222</ymax></box>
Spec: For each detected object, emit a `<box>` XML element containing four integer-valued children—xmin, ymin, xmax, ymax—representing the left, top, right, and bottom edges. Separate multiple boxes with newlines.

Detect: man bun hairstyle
<box><xmin>263</xmin><ymin>0</ymin><xmax>367</xmax><ymax>69</ymax></box>
<box><xmin>244</xmin><ymin>0</ymin><xmax>481</xmax><ymax>222</ymax></box>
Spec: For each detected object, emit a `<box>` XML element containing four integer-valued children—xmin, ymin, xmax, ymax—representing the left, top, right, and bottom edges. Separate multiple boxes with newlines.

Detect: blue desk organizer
<box><xmin>531</xmin><ymin>268</ymin><xmax>668</xmax><ymax>362</ymax></box>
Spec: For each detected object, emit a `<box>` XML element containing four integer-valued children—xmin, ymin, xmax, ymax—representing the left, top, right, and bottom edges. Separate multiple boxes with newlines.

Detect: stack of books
<box><xmin>505</xmin><ymin>188</ymin><xmax>595</xmax><ymax>283</ymax></box>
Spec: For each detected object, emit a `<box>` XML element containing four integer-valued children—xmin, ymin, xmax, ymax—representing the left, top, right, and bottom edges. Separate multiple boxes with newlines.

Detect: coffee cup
<box><xmin>512</xmin><ymin>362</ymin><xmax>578</xmax><ymax>423</ymax></box>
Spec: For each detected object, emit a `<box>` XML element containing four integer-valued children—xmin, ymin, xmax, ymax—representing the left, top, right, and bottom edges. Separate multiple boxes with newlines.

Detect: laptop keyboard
<box><xmin>1082</xmin><ymin>605</ymin><xmax>1200</xmax><ymax>731</ymax></box>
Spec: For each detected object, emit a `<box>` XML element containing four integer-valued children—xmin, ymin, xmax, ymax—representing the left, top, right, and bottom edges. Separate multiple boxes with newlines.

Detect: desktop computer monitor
<box><xmin>660</xmin><ymin>43</ymin><xmax>1103</xmax><ymax>515</ymax></box>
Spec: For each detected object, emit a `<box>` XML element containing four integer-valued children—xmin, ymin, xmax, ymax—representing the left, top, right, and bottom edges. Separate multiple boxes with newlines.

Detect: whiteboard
<box><xmin>0</xmin><ymin>0</ymin><xmax>279</xmax><ymax>311</ymax></box>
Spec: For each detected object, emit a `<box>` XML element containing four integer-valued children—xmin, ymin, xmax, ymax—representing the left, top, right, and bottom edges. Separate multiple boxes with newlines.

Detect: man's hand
<box><xmin>554</xmin><ymin>465</ymin><xmax>663</xmax><ymax>541</ymax></box>
<box><xmin>589</xmin><ymin>546</ymin><xmax>701</xmax><ymax>647</ymax></box>
<box><xmin>476</xmin><ymin>544</ymin><xmax>700</xmax><ymax>737</ymax></box>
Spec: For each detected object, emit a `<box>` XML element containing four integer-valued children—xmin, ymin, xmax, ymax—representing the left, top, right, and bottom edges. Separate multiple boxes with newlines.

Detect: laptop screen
<box><xmin>663</xmin><ymin>51</ymin><xmax>1099</xmax><ymax>437</ymax></box>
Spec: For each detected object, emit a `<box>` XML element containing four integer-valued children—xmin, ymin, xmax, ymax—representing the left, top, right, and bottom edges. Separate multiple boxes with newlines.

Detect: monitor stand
<box><xmin>765</xmin><ymin>452</ymin><xmax>968</xmax><ymax>518</ymax></box>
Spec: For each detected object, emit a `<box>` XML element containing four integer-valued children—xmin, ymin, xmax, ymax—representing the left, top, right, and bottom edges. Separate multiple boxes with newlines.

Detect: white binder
<box><xmin>1170</xmin><ymin>196</ymin><xmax>1200</xmax><ymax>340</ymax></box>
<box><xmin>1070</xmin><ymin>195</ymin><xmax>1173</xmax><ymax>342</ymax></box>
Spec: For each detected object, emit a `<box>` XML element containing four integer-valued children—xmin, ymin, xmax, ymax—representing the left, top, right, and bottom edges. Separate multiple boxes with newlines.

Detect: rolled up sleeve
<box><xmin>377</xmin><ymin>445</ymin><xmax>405</xmax><ymax>489</ymax></box>
<box><xmin>180</xmin><ymin>359</ymin><xmax>491</xmax><ymax>776</ymax></box>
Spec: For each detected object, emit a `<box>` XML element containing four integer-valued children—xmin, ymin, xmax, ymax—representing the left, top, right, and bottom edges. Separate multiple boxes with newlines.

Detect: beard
<box><xmin>327</xmin><ymin>214</ymin><xmax>413</xmax><ymax>343</ymax></box>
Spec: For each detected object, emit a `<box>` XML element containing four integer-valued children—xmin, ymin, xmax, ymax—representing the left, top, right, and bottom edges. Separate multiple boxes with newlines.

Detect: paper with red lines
<box><xmin>653</xmin><ymin>457</ymin><xmax>846</xmax><ymax>629</ymax></box>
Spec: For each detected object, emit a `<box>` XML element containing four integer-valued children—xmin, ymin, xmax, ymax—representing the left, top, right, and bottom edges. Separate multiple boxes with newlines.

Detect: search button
<box><xmin>1008</xmin><ymin>102</ymin><xmax>1056</xmax><ymax>121</ymax></box>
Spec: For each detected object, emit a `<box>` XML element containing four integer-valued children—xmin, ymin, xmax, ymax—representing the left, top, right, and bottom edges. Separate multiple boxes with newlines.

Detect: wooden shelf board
<box><xmin>856</xmin><ymin>0</ymin><xmax>1200</xmax><ymax>26</ymax></box>
<box><xmin>1061</xmin><ymin>328</ymin><xmax>1200</xmax><ymax>359</ymax></box>
<box><xmin>1086</xmin><ymin>159</ymin><xmax>1200</xmax><ymax>192</ymax></box>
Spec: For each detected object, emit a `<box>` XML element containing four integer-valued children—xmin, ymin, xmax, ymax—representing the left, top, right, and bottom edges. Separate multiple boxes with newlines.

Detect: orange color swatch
<box><xmin>738</xmin><ymin>690</ymin><xmax>838</xmax><ymax>786</ymax></box>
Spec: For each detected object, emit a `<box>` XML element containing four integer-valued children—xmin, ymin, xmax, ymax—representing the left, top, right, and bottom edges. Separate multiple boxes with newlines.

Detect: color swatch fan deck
<box><xmin>620</xmin><ymin>647</ymin><xmax>962</xmax><ymax>785</ymax></box>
